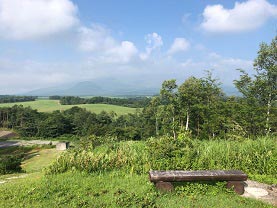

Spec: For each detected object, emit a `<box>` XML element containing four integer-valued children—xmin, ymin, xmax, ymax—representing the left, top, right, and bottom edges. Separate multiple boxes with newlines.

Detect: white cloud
<box><xmin>106</xmin><ymin>41</ymin><xmax>138</xmax><ymax>63</ymax></box>
<box><xmin>78</xmin><ymin>24</ymin><xmax>138</xmax><ymax>63</ymax></box>
<box><xmin>0</xmin><ymin>0</ymin><xmax>78</xmax><ymax>40</ymax></box>
<box><xmin>180</xmin><ymin>53</ymin><xmax>253</xmax><ymax>84</ymax></box>
<box><xmin>201</xmin><ymin>0</ymin><xmax>277</xmax><ymax>33</ymax></box>
<box><xmin>0</xmin><ymin>49</ymin><xmax>254</xmax><ymax>94</ymax></box>
<box><xmin>168</xmin><ymin>38</ymin><xmax>190</xmax><ymax>54</ymax></box>
<box><xmin>0</xmin><ymin>59</ymin><xmax>75</xmax><ymax>94</ymax></box>
<box><xmin>140</xmin><ymin>32</ymin><xmax>163</xmax><ymax>60</ymax></box>
<box><xmin>78</xmin><ymin>24</ymin><xmax>116</xmax><ymax>52</ymax></box>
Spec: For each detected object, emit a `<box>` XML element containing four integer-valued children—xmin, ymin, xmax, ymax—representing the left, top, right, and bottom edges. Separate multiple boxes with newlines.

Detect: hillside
<box><xmin>0</xmin><ymin>139</ymin><xmax>275</xmax><ymax>207</ymax></box>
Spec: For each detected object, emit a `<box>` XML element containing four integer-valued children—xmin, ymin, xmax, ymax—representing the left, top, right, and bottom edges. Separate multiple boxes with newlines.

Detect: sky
<box><xmin>0</xmin><ymin>0</ymin><xmax>276</xmax><ymax>94</ymax></box>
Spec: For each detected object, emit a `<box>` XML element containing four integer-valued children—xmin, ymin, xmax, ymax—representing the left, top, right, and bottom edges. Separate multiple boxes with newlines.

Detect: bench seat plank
<box><xmin>149</xmin><ymin>170</ymin><xmax>247</xmax><ymax>182</ymax></box>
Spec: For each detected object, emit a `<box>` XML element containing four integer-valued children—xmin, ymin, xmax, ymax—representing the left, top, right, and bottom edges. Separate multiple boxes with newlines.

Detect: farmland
<box><xmin>0</xmin><ymin>99</ymin><xmax>138</xmax><ymax>115</ymax></box>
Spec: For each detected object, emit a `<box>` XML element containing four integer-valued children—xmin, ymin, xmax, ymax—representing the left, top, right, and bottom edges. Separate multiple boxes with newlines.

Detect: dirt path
<box><xmin>0</xmin><ymin>130</ymin><xmax>60</xmax><ymax>148</ymax></box>
<box><xmin>243</xmin><ymin>180</ymin><xmax>277</xmax><ymax>206</ymax></box>
<box><xmin>0</xmin><ymin>131</ymin><xmax>17</xmax><ymax>139</ymax></box>
<box><xmin>0</xmin><ymin>140</ymin><xmax>59</xmax><ymax>148</ymax></box>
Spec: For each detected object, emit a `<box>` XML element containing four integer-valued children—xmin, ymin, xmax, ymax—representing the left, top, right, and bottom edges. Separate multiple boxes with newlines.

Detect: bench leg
<box><xmin>226</xmin><ymin>181</ymin><xmax>245</xmax><ymax>195</ymax></box>
<box><xmin>155</xmin><ymin>181</ymin><xmax>174</xmax><ymax>192</ymax></box>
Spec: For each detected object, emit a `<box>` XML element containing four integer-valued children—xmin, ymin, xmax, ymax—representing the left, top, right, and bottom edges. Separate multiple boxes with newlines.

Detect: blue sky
<box><xmin>0</xmin><ymin>0</ymin><xmax>276</xmax><ymax>94</ymax></box>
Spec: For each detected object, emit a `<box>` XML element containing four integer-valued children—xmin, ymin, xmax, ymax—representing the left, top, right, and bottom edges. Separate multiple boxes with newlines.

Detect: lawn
<box><xmin>21</xmin><ymin>148</ymin><xmax>62</xmax><ymax>173</ymax></box>
<box><xmin>0</xmin><ymin>171</ymin><xmax>272</xmax><ymax>208</ymax></box>
<box><xmin>0</xmin><ymin>99</ymin><xmax>138</xmax><ymax>115</ymax></box>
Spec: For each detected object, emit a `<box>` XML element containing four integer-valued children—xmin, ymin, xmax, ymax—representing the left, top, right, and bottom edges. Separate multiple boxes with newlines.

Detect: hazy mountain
<box><xmin>25</xmin><ymin>79</ymin><xmax>159</xmax><ymax>96</ymax></box>
<box><xmin>222</xmin><ymin>85</ymin><xmax>240</xmax><ymax>96</ymax></box>
<box><xmin>24</xmin><ymin>78</ymin><xmax>239</xmax><ymax>97</ymax></box>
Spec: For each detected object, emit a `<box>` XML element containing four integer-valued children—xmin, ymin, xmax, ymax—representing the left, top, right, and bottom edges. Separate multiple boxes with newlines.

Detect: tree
<box><xmin>235</xmin><ymin>36</ymin><xmax>277</xmax><ymax>136</ymax></box>
<box><xmin>178</xmin><ymin>77</ymin><xmax>203</xmax><ymax>132</ymax></box>
<box><xmin>160</xmin><ymin>80</ymin><xmax>179</xmax><ymax>139</ymax></box>
<box><xmin>253</xmin><ymin>36</ymin><xmax>277</xmax><ymax>135</ymax></box>
<box><xmin>141</xmin><ymin>96</ymin><xmax>161</xmax><ymax>136</ymax></box>
<box><xmin>200</xmin><ymin>71</ymin><xmax>224</xmax><ymax>138</ymax></box>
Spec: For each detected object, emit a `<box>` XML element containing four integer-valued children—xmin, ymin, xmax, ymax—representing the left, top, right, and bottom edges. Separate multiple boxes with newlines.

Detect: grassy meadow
<box><xmin>0</xmin><ymin>171</ymin><xmax>272</xmax><ymax>208</ymax></box>
<box><xmin>0</xmin><ymin>99</ymin><xmax>138</xmax><ymax>115</ymax></box>
<box><xmin>0</xmin><ymin>137</ymin><xmax>275</xmax><ymax>207</ymax></box>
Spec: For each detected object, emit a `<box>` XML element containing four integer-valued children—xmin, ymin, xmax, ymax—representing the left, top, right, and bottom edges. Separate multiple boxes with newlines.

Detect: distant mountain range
<box><xmin>23</xmin><ymin>79</ymin><xmax>239</xmax><ymax>97</ymax></box>
<box><xmin>25</xmin><ymin>79</ymin><xmax>160</xmax><ymax>97</ymax></box>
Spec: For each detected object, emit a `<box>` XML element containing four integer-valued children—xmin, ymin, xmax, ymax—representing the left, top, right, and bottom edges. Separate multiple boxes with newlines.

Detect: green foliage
<box><xmin>115</xmin><ymin>189</ymin><xmax>158</xmax><ymax>207</ymax></box>
<box><xmin>0</xmin><ymin>171</ymin><xmax>272</xmax><ymax>208</ymax></box>
<box><xmin>0</xmin><ymin>105</ymin><xmax>142</xmax><ymax>139</ymax></box>
<box><xmin>46</xmin><ymin>136</ymin><xmax>276</xmax><ymax>184</ymax></box>
<box><xmin>0</xmin><ymin>95</ymin><xmax>37</xmax><ymax>103</ymax></box>
<box><xmin>60</xmin><ymin>96</ymin><xmax>151</xmax><ymax>108</ymax></box>
<box><xmin>249</xmin><ymin>174</ymin><xmax>277</xmax><ymax>185</ymax></box>
<box><xmin>0</xmin><ymin>155</ymin><xmax>22</xmax><ymax>174</ymax></box>
<box><xmin>147</xmin><ymin>136</ymin><xmax>276</xmax><ymax>180</ymax></box>
<box><xmin>234</xmin><ymin>36</ymin><xmax>277</xmax><ymax>136</ymax></box>
<box><xmin>175</xmin><ymin>181</ymin><xmax>228</xmax><ymax>197</ymax></box>
<box><xmin>77</xmin><ymin>135</ymin><xmax>118</xmax><ymax>150</ymax></box>
<box><xmin>45</xmin><ymin>141</ymin><xmax>150</xmax><ymax>175</ymax></box>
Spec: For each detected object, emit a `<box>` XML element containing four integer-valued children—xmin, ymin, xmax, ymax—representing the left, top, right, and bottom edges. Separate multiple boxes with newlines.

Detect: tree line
<box><xmin>0</xmin><ymin>96</ymin><xmax>37</xmax><ymax>103</ymax></box>
<box><xmin>54</xmin><ymin>96</ymin><xmax>151</xmax><ymax>108</ymax></box>
<box><xmin>0</xmin><ymin>105</ymin><xmax>143</xmax><ymax>140</ymax></box>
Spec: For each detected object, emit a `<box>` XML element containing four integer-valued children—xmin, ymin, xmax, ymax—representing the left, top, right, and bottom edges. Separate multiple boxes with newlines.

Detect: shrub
<box><xmin>0</xmin><ymin>155</ymin><xmax>22</xmax><ymax>174</ymax></box>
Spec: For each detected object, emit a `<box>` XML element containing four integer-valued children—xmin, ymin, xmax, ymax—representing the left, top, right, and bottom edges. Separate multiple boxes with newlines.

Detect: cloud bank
<box><xmin>0</xmin><ymin>0</ymin><xmax>78</xmax><ymax>40</ymax></box>
<box><xmin>78</xmin><ymin>24</ymin><xmax>138</xmax><ymax>63</ymax></box>
<box><xmin>201</xmin><ymin>0</ymin><xmax>277</xmax><ymax>33</ymax></box>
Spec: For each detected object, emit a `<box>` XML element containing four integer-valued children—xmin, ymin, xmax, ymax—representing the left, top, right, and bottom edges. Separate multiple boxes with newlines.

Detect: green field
<box><xmin>0</xmin><ymin>99</ymin><xmax>138</xmax><ymax>115</ymax></box>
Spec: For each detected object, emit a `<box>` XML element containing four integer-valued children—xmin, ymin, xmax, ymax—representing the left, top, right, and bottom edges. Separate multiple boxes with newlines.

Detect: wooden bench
<box><xmin>149</xmin><ymin>170</ymin><xmax>247</xmax><ymax>195</ymax></box>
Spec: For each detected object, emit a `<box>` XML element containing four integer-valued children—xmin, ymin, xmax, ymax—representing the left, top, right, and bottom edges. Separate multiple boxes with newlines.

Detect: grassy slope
<box><xmin>21</xmin><ymin>148</ymin><xmax>62</xmax><ymax>173</ymax></box>
<box><xmin>0</xmin><ymin>99</ymin><xmax>137</xmax><ymax>115</ymax></box>
<box><xmin>0</xmin><ymin>142</ymin><xmax>274</xmax><ymax>208</ymax></box>
<box><xmin>0</xmin><ymin>171</ymin><xmax>272</xmax><ymax>208</ymax></box>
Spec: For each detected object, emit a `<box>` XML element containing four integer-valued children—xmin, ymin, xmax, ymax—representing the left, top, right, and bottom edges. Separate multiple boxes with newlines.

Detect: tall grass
<box><xmin>192</xmin><ymin>138</ymin><xmax>276</xmax><ymax>175</ymax></box>
<box><xmin>46</xmin><ymin>136</ymin><xmax>276</xmax><ymax>183</ymax></box>
<box><xmin>46</xmin><ymin>141</ymin><xmax>150</xmax><ymax>175</ymax></box>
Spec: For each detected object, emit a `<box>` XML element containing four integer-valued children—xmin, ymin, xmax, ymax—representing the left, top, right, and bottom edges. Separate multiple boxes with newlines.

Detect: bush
<box><xmin>0</xmin><ymin>155</ymin><xmax>22</xmax><ymax>174</ymax></box>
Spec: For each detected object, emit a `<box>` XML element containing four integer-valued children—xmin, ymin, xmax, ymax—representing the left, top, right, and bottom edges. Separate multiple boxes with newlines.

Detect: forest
<box><xmin>0</xmin><ymin>96</ymin><xmax>37</xmax><ymax>103</ymax></box>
